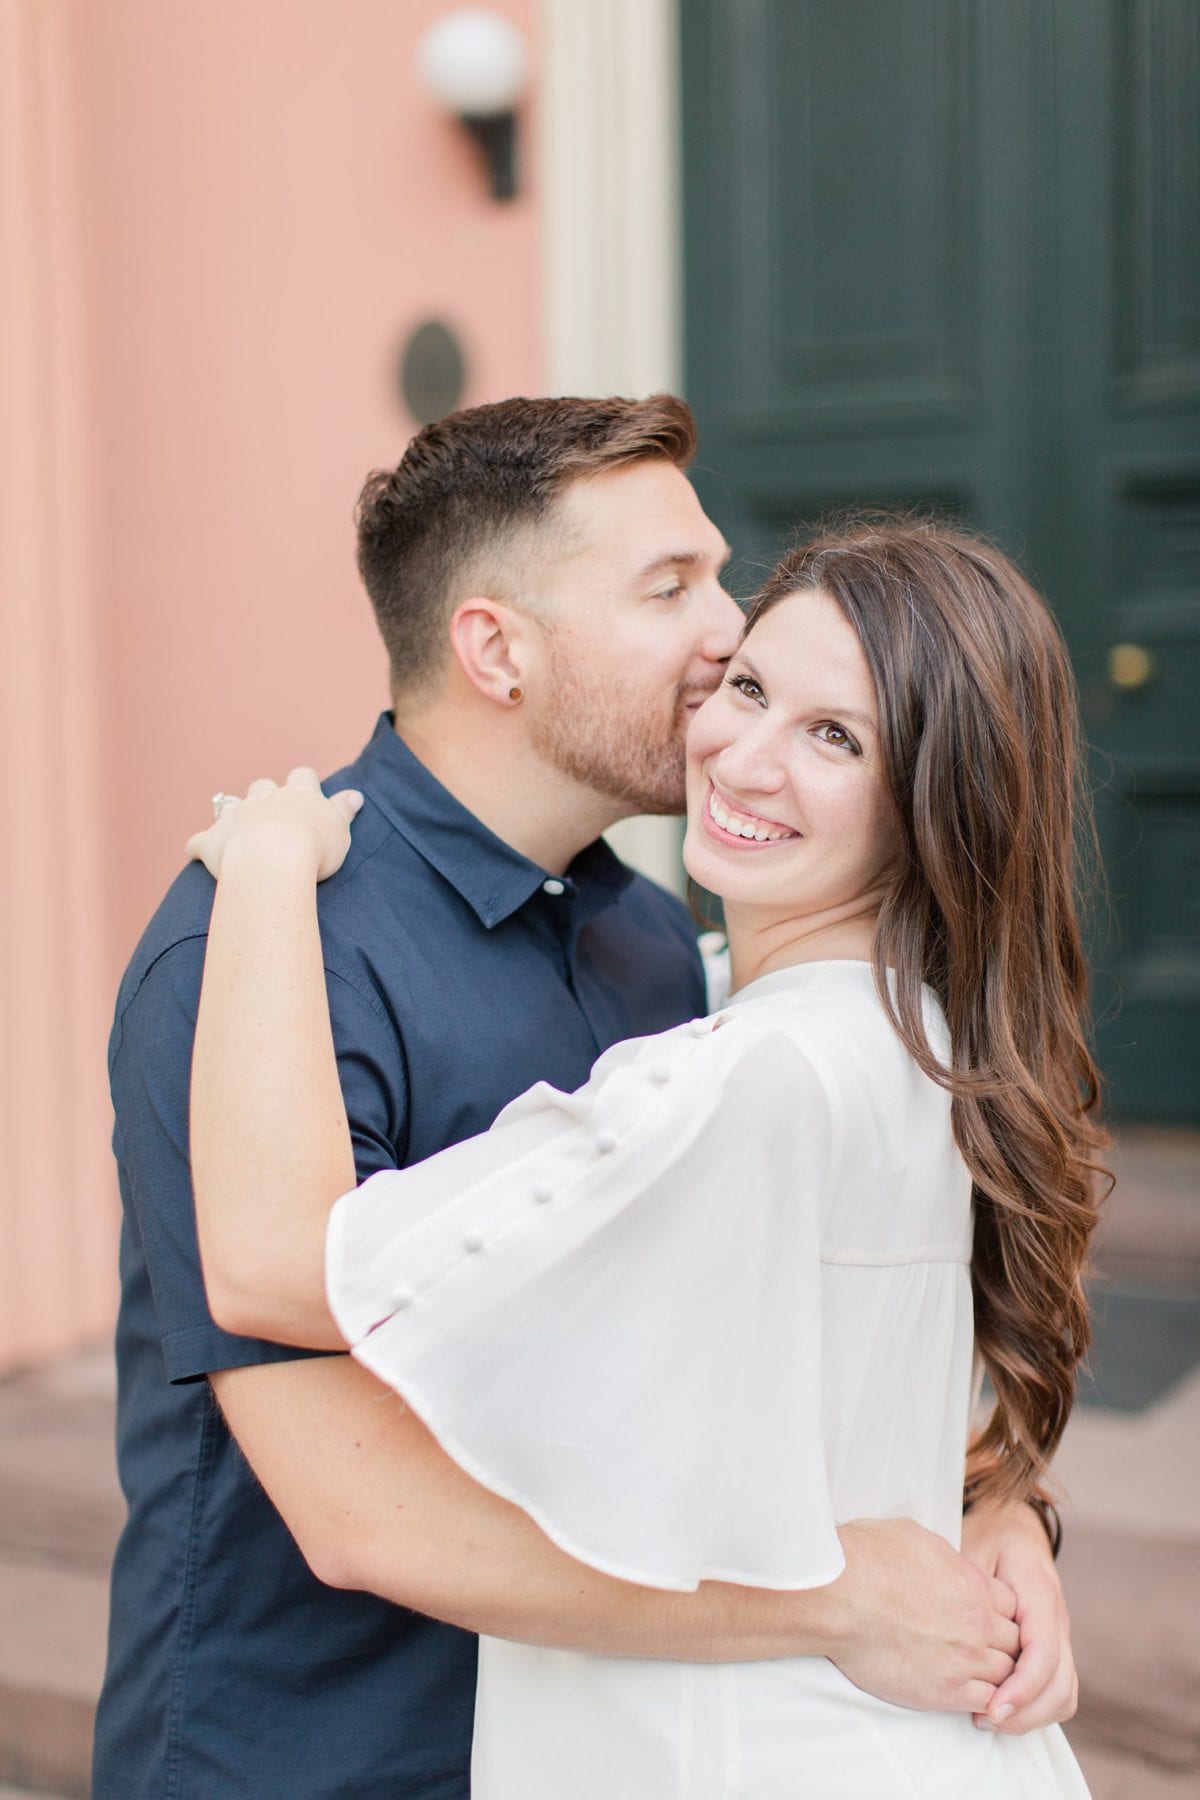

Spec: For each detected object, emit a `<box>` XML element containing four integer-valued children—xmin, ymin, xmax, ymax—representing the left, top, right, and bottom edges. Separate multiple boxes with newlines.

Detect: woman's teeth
<box><xmin>708</xmin><ymin>790</ymin><xmax>795</xmax><ymax>842</ymax></box>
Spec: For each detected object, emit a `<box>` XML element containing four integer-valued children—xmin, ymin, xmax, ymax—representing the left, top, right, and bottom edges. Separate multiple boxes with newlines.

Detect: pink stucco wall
<box><xmin>76</xmin><ymin>0</ymin><xmax>542</xmax><ymax>972</ymax></box>
<box><xmin>1</xmin><ymin>0</ymin><xmax>542</xmax><ymax>1371</ymax></box>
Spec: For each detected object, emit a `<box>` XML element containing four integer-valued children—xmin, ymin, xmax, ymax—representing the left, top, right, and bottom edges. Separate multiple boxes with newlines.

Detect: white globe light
<box><xmin>417</xmin><ymin>8</ymin><xmax>529</xmax><ymax>118</ymax></box>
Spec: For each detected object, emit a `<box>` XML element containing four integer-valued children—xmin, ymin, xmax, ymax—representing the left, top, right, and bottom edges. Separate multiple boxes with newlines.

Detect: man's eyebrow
<box><xmin>634</xmin><ymin>543</ymin><xmax>733</xmax><ymax>582</ymax></box>
<box><xmin>730</xmin><ymin>651</ymin><xmax>877</xmax><ymax>732</ymax></box>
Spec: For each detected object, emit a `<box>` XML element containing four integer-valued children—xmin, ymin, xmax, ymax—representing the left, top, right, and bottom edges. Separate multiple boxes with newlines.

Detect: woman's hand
<box><xmin>187</xmin><ymin>767</ymin><xmax>363</xmax><ymax>882</ymax></box>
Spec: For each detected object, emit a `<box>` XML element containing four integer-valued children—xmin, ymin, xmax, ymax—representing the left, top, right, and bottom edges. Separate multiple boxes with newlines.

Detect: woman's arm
<box><xmin>189</xmin><ymin>770</ymin><xmax>362</xmax><ymax>1348</ymax></box>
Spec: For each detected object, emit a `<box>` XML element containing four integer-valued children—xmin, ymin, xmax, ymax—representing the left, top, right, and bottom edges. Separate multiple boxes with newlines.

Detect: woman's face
<box><xmin>683</xmin><ymin>588</ymin><xmax>901</xmax><ymax>920</ymax></box>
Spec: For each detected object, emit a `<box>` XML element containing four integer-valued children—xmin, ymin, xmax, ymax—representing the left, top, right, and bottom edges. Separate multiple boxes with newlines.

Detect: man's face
<box><xmin>525</xmin><ymin>461</ymin><xmax>743</xmax><ymax>815</ymax></box>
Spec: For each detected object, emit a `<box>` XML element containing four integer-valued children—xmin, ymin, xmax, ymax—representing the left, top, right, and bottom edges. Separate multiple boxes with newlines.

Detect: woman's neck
<box><xmin>723</xmin><ymin>896</ymin><xmax>882</xmax><ymax>994</ymax></box>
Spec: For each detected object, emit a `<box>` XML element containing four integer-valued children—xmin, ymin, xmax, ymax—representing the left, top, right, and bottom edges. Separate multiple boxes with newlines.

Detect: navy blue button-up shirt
<box><xmin>94</xmin><ymin>716</ymin><xmax>706</xmax><ymax>1800</ymax></box>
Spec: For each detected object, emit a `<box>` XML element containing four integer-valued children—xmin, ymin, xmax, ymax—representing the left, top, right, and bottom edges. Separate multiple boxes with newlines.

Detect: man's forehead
<box><xmin>554</xmin><ymin>470</ymin><xmax>728</xmax><ymax>564</ymax></box>
<box><xmin>632</xmin><ymin>542</ymin><xmax>733</xmax><ymax>582</ymax></box>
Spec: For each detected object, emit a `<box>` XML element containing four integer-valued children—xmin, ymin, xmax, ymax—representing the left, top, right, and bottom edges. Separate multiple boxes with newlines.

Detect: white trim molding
<box><xmin>539</xmin><ymin>0</ymin><xmax>687</xmax><ymax>891</ymax></box>
<box><xmin>0</xmin><ymin>0</ymin><xmax>116</xmax><ymax>1367</ymax></box>
<box><xmin>539</xmin><ymin>0</ymin><xmax>682</xmax><ymax>399</ymax></box>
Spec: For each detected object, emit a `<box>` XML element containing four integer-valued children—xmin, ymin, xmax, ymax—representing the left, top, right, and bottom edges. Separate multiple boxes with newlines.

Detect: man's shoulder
<box><xmin>110</xmin><ymin>768</ymin><xmax>408</xmax><ymax>1063</ymax></box>
<box><xmin>111</xmin><ymin>861</ymin><xmax>216</xmax><ymax>1046</ymax></box>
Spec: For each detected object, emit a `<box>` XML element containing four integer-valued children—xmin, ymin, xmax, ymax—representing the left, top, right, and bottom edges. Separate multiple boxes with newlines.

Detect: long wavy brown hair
<box><xmin>746</xmin><ymin>515</ymin><xmax>1109</xmax><ymax>1507</ymax></box>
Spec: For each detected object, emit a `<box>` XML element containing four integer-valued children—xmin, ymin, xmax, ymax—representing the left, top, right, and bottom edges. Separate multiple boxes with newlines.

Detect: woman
<box><xmin>188</xmin><ymin>518</ymin><xmax>1102</xmax><ymax>1796</ymax></box>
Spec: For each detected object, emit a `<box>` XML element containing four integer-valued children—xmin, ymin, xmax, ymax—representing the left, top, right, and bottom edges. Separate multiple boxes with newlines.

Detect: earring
<box><xmin>508</xmin><ymin>685</ymin><xmax>523</xmax><ymax>703</ymax></box>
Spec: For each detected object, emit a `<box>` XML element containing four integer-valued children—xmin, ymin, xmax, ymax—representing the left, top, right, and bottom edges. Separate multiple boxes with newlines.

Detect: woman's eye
<box><xmin>726</xmin><ymin>673</ymin><xmax>765</xmax><ymax>704</ymax></box>
<box><xmin>814</xmin><ymin>721</ymin><xmax>860</xmax><ymax>754</ymax></box>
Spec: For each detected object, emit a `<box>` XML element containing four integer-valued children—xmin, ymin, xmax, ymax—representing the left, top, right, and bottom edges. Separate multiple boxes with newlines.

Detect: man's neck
<box><xmin>394</xmin><ymin>707</ymin><xmax>625</xmax><ymax>876</ymax></box>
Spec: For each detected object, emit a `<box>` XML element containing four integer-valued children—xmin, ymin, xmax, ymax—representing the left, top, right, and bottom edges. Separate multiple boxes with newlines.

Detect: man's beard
<box><xmin>530</xmin><ymin>643</ymin><xmax>690</xmax><ymax>817</ymax></box>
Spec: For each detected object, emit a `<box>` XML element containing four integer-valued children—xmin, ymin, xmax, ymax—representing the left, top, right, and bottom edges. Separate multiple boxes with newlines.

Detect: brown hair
<box><xmin>356</xmin><ymin>394</ymin><xmax>697</xmax><ymax>692</ymax></box>
<box><xmin>746</xmin><ymin>514</ymin><xmax>1108</xmax><ymax>1507</ymax></box>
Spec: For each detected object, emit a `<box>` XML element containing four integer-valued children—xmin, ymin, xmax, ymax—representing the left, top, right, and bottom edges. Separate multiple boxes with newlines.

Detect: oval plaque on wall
<box><xmin>398</xmin><ymin>320</ymin><xmax>467</xmax><ymax>426</ymax></box>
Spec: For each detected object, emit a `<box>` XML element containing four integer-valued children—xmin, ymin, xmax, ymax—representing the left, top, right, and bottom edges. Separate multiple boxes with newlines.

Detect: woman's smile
<box><xmin>701</xmin><ymin>780</ymin><xmax>801</xmax><ymax>848</ymax></box>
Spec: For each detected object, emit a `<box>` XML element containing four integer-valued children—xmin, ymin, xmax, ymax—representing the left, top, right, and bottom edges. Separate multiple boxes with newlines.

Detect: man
<box><xmin>96</xmin><ymin>395</ymin><xmax>1074</xmax><ymax>1798</ymax></box>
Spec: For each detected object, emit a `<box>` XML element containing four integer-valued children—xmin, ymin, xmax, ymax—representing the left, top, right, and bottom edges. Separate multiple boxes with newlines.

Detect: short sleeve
<box><xmin>112</xmin><ymin>936</ymin><xmax>408</xmax><ymax>1381</ymax></box>
<box><xmin>326</xmin><ymin>1015</ymin><xmax>847</xmax><ymax>1593</ymax></box>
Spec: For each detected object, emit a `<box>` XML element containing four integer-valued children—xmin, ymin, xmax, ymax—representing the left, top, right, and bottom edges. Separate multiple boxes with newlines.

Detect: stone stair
<box><xmin>0</xmin><ymin>1354</ymin><xmax>120</xmax><ymax>1796</ymax></box>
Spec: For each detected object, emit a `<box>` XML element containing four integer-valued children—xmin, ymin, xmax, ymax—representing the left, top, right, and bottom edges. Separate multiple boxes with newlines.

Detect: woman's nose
<box><xmin>714</xmin><ymin>720</ymin><xmax>786</xmax><ymax>795</ymax></box>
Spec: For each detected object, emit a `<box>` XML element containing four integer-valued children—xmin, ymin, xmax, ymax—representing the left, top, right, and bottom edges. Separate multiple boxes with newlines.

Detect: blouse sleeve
<box><xmin>326</xmin><ymin>1013</ymin><xmax>846</xmax><ymax>1593</ymax></box>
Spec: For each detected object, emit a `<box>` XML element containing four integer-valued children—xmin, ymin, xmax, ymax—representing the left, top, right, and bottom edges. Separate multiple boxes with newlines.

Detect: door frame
<box><xmin>538</xmin><ymin>0</ymin><xmax>688</xmax><ymax>891</ymax></box>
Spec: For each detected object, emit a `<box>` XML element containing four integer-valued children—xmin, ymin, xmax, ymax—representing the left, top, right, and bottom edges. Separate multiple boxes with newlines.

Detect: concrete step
<box><xmin>1095</xmin><ymin>1127</ymin><xmax>1200</xmax><ymax>1291</ymax></box>
<box><xmin>1068</xmin><ymin>1741</ymin><xmax>1200</xmax><ymax>1798</ymax></box>
<box><xmin>0</xmin><ymin>1354</ymin><xmax>120</xmax><ymax>1797</ymax></box>
<box><xmin>0</xmin><ymin>1353</ymin><xmax>122</xmax><ymax>1576</ymax></box>
<box><xmin>1058</xmin><ymin>1524</ymin><xmax>1200</xmax><ymax>1774</ymax></box>
<box><xmin>0</xmin><ymin>1557</ymin><xmax>106</xmax><ymax>1797</ymax></box>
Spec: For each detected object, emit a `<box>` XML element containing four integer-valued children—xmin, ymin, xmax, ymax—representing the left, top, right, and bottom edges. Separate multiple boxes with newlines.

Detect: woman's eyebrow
<box><xmin>731</xmin><ymin>651</ymin><xmax>878</xmax><ymax>734</ymax></box>
<box><xmin>732</xmin><ymin>650</ymin><xmax>765</xmax><ymax>683</ymax></box>
<box><xmin>831</xmin><ymin>709</ymin><xmax>877</xmax><ymax>734</ymax></box>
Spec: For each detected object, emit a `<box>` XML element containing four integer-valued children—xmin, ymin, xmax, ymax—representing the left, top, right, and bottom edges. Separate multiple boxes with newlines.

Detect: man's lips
<box><xmin>683</xmin><ymin>686</ymin><xmax>720</xmax><ymax>714</ymax></box>
<box><xmin>700</xmin><ymin>781</ymin><xmax>800</xmax><ymax>849</ymax></box>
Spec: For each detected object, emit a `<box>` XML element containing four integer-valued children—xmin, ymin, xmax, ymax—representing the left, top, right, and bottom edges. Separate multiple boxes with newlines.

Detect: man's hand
<box><xmin>824</xmin><ymin>1518</ymin><xmax>1021</xmax><ymax>1714</ymax></box>
<box><xmin>960</xmin><ymin>1500</ymin><xmax>1077</xmax><ymax>1733</ymax></box>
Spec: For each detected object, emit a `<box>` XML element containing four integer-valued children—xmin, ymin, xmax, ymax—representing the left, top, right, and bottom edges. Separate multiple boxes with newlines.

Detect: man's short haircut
<box><xmin>355</xmin><ymin>393</ymin><xmax>698</xmax><ymax>694</ymax></box>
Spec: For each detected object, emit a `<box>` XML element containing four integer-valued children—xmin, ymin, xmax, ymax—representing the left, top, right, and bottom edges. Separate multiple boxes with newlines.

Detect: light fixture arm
<box><xmin>461</xmin><ymin>111</ymin><xmax>516</xmax><ymax>201</ymax></box>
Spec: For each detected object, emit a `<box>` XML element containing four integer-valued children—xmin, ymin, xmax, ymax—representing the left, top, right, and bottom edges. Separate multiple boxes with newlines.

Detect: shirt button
<box><xmin>532</xmin><ymin>1182</ymin><xmax>555</xmax><ymax>1205</ymax></box>
<box><xmin>390</xmin><ymin>1287</ymin><xmax>416</xmax><ymax>1311</ymax></box>
<box><xmin>462</xmin><ymin>1232</ymin><xmax>486</xmax><ymax>1254</ymax></box>
<box><xmin>690</xmin><ymin>1017</ymin><xmax>711</xmax><ymax>1037</ymax></box>
<box><xmin>595</xmin><ymin>1131</ymin><xmax>617</xmax><ymax>1155</ymax></box>
<box><xmin>542</xmin><ymin>878</ymin><xmax>566</xmax><ymax>896</ymax></box>
<box><xmin>650</xmin><ymin>1063</ymin><xmax>671</xmax><ymax>1086</ymax></box>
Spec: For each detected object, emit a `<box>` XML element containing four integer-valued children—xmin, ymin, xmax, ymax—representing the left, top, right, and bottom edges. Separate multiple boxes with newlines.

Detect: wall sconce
<box><xmin>417</xmin><ymin>8</ymin><xmax>529</xmax><ymax>201</ymax></box>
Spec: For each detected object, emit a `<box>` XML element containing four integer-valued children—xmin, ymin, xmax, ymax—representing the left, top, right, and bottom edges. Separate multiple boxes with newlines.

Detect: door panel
<box><xmin>682</xmin><ymin>0</ymin><xmax>1200</xmax><ymax>1119</ymax></box>
<box><xmin>722</xmin><ymin>2</ymin><xmax>979</xmax><ymax>434</ymax></box>
<box><xmin>1049</xmin><ymin>0</ymin><xmax>1200</xmax><ymax>1117</ymax></box>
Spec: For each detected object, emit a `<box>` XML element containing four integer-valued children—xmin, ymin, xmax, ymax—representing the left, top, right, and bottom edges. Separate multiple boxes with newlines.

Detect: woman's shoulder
<box><xmin>719</xmin><ymin>960</ymin><xmax>957</xmax><ymax>1136</ymax></box>
<box><xmin>727</xmin><ymin>960</ymin><xmax>948</xmax><ymax>1054</ymax></box>
<box><xmin>720</xmin><ymin>964</ymin><xmax>969</xmax><ymax>1250</ymax></box>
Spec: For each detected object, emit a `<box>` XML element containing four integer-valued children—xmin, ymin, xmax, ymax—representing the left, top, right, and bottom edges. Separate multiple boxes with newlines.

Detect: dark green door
<box><xmin>682</xmin><ymin>0</ymin><xmax>1200</xmax><ymax>1121</ymax></box>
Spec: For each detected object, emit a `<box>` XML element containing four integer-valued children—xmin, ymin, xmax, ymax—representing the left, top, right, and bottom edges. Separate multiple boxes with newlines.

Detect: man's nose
<box><xmin>699</xmin><ymin>586</ymin><xmax>746</xmax><ymax>664</ymax></box>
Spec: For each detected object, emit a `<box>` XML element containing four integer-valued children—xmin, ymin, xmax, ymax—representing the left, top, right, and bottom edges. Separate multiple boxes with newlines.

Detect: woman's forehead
<box><xmin>740</xmin><ymin>589</ymin><xmax>873</xmax><ymax>687</ymax></box>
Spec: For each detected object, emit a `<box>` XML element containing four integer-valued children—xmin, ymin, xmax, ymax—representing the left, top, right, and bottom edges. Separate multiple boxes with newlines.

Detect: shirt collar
<box><xmin>356</xmin><ymin>714</ymin><xmax>634</xmax><ymax>929</ymax></box>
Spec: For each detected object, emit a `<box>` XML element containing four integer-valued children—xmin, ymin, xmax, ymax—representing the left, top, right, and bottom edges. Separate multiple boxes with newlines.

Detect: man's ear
<box><xmin>448</xmin><ymin>598</ymin><xmax>535</xmax><ymax>706</ymax></box>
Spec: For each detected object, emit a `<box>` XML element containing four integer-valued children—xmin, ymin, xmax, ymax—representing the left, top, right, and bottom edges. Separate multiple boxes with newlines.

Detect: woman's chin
<box><xmin>682</xmin><ymin>832</ymin><xmax>747</xmax><ymax>906</ymax></box>
<box><xmin>680</xmin><ymin>827</ymin><xmax>712</xmax><ymax>891</ymax></box>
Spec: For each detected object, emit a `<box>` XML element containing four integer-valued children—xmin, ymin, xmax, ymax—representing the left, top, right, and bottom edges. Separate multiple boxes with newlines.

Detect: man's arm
<box><xmin>212</xmin><ymin>1352</ymin><xmax>1020</xmax><ymax>1713</ymax></box>
<box><xmin>961</xmin><ymin>1501</ymin><xmax>1078</xmax><ymax>1732</ymax></box>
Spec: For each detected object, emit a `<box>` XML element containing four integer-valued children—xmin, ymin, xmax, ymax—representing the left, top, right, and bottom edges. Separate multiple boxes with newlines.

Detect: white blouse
<box><xmin>326</xmin><ymin>960</ymin><xmax>1089</xmax><ymax>1799</ymax></box>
